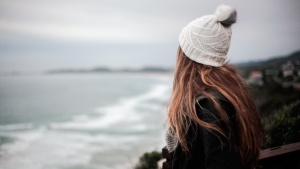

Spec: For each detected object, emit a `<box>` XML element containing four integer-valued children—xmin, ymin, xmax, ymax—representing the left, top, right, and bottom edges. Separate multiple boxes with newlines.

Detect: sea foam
<box><xmin>50</xmin><ymin>83</ymin><xmax>170</xmax><ymax>131</ymax></box>
<box><xmin>0</xmin><ymin>75</ymin><xmax>172</xmax><ymax>169</ymax></box>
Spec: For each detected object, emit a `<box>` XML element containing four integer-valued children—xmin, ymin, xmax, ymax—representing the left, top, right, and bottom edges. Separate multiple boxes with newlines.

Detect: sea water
<box><xmin>0</xmin><ymin>73</ymin><xmax>172</xmax><ymax>169</ymax></box>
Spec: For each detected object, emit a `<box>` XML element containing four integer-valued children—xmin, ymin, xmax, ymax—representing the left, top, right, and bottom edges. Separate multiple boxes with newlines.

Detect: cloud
<box><xmin>0</xmin><ymin>0</ymin><xmax>181</xmax><ymax>43</ymax></box>
<box><xmin>0</xmin><ymin>19</ymin><xmax>160</xmax><ymax>43</ymax></box>
<box><xmin>0</xmin><ymin>0</ymin><xmax>300</xmax><ymax>71</ymax></box>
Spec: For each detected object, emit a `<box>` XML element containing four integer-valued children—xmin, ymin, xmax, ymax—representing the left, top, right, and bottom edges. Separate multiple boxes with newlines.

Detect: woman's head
<box><xmin>168</xmin><ymin>4</ymin><xmax>263</xmax><ymax>168</ymax></box>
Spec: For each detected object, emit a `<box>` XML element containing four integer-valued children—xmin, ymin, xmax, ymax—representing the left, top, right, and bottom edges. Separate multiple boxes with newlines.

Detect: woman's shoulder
<box><xmin>195</xmin><ymin>90</ymin><xmax>235</xmax><ymax>120</ymax></box>
<box><xmin>194</xmin><ymin>90</ymin><xmax>239</xmax><ymax>143</ymax></box>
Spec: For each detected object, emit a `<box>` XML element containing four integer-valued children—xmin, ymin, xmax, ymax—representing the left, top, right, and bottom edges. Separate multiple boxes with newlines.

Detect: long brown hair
<box><xmin>167</xmin><ymin>47</ymin><xmax>264</xmax><ymax>167</ymax></box>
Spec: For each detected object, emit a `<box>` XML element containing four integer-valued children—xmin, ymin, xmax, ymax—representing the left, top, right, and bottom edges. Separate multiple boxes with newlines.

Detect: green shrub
<box><xmin>262</xmin><ymin>100</ymin><xmax>300</xmax><ymax>148</ymax></box>
<box><xmin>134</xmin><ymin>151</ymin><xmax>163</xmax><ymax>169</ymax></box>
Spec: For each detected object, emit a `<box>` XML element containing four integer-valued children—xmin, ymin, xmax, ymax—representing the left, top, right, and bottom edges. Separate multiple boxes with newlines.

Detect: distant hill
<box><xmin>236</xmin><ymin>50</ymin><xmax>300</xmax><ymax>68</ymax></box>
<box><xmin>45</xmin><ymin>50</ymin><xmax>300</xmax><ymax>75</ymax></box>
<box><xmin>46</xmin><ymin>66</ymin><xmax>171</xmax><ymax>74</ymax></box>
<box><xmin>236</xmin><ymin>50</ymin><xmax>300</xmax><ymax>77</ymax></box>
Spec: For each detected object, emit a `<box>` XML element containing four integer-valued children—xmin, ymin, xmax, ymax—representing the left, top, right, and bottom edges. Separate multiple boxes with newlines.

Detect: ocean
<box><xmin>0</xmin><ymin>73</ymin><xmax>172</xmax><ymax>169</ymax></box>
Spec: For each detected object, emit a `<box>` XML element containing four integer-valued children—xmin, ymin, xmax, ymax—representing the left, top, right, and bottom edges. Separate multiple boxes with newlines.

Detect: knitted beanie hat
<box><xmin>179</xmin><ymin>4</ymin><xmax>237</xmax><ymax>67</ymax></box>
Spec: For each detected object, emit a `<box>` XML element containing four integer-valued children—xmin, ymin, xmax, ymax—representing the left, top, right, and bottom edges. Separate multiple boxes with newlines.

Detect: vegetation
<box><xmin>250</xmin><ymin>82</ymin><xmax>300</xmax><ymax>117</ymax></box>
<box><xmin>134</xmin><ymin>151</ymin><xmax>162</xmax><ymax>169</ymax></box>
<box><xmin>243</xmin><ymin>50</ymin><xmax>300</xmax><ymax>148</ymax></box>
<box><xmin>262</xmin><ymin>100</ymin><xmax>300</xmax><ymax>148</ymax></box>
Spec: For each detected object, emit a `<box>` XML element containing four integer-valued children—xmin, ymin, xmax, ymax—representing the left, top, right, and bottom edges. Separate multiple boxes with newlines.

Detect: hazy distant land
<box><xmin>45</xmin><ymin>67</ymin><xmax>172</xmax><ymax>74</ymax></box>
<box><xmin>45</xmin><ymin>50</ymin><xmax>300</xmax><ymax>75</ymax></box>
<box><xmin>0</xmin><ymin>50</ymin><xmax>299</xmax><ymax>76</ymax></box>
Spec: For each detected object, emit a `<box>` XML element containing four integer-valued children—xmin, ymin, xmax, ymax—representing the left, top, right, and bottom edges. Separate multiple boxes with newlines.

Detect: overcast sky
<box><xmin>0</xmin><ymin>0</ymin><xmax>299</xmax><ymax>72</ymax></box>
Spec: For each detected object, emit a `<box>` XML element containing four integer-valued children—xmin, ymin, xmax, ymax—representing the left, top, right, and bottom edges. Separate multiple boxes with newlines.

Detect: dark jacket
<box><xmin>167</xmin><ymin>97</ymin><xmax>247</xmax><ymax>169</ymax></box>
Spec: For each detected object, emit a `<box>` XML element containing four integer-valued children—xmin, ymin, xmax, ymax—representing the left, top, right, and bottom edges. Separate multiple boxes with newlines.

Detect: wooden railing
<box><xmin>162</xmin><ymin>142</ymin><xmax>300</xmax><ymax>169</ymax></box>
<box><xmin>258</xmin><ymin>142</ymin><xmax>300</xmax><ymax>169</ymax></box>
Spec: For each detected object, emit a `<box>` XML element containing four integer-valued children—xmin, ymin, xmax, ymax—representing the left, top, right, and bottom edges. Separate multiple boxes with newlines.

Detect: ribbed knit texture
<box><xmin>165</xmin><ymin>127</ymin><xmax>178</xmax><ymax>152</ymax></box>
<box><xmin>179</xmin><ymin>5</ymin><xmax>236</xmax><ymax>67</ymax></box>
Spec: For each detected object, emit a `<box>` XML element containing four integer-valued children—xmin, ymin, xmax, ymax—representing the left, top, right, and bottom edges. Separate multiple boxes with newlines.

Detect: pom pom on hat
<box><xmin>178</xmin><ymin>4</ymin><xmax>237</xmax><ymax>67</ymax></box>
<box><xmin>214</xmin><ymin>4</ymin><xmax>237</xmax><ymax>27</ymax></box>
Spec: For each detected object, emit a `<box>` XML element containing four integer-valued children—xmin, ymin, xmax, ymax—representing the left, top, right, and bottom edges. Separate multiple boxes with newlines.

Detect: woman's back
<box><xmin>166</xmin><ymin>4</ymin><xmax>264</xmax><ymax>169</ymax></box>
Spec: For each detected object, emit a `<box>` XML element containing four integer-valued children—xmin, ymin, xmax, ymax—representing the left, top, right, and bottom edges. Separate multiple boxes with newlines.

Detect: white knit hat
<box><xmin>179</xmin><ymin>4</ymin><xmax>237</xmax><ymax>67</ymax></box>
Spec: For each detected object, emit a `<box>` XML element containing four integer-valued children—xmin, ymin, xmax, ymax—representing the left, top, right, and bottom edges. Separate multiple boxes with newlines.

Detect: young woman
<box><xmin>165</xmin><ymin>5</ymin><xmax>264</xmax><ymax>169</ymax></box>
